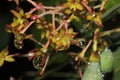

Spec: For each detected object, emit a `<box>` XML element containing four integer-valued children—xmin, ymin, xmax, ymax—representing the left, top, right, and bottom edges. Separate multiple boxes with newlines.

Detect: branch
<box><xmin>39</xmin><ymin>53</ymin><xmax>51</xmax><ymax>76</ymax></box>
<box><xmin>20</xmin><ymin>21</ymin><xmax>35</xmax><ymax>34</ymax></box>
<box><xmin>100</xmin><ymin>28</ymin><xmax>120</xmax><ymax>37</ymax></box>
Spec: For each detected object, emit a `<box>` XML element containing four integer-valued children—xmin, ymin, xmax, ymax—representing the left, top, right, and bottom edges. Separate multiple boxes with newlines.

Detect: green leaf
<box><xmin>31</xmin><ymin>25</ymin><xmax>42</xmax><ymax>48</ymax></box>
<box><xmin>102</xmin><ymin>2</ymin><xmax>120</xmax><ymax>21</ymax></box>
<box><xmin>113</xmin><ymin>47</ymin><xmax>120</xmax><ymax>80</ymax></box>
<box><xmin>105</xmin><ymin>0</ymin><xmax>120</xmax><ymax>11</ymax></box>
<box><xmin>100</xmin><ymin>47</ymin><xmax>113</xmax><ymax>73</ymax></box>
<box><xmin>82</xmin><ymin>62</ymin><xmax>103</xmax><ymax>80</ymax></box>
<box><xmin>48</xmin><ymin>52</ymin><xmax>69</xmax><ymax>66</ymax></box>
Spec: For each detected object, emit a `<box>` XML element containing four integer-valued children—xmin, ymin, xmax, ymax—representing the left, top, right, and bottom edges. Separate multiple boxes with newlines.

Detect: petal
<box><xmin>74</xmin><ymin>15</ymin><xmax>80</xmax><ymax>22</ymax></box>
<box><xmin>0</xmin><ymin>59</ymin><xmax>4</xmax><ymax>67</ymax></box>
<box><xmin>86</xmin><ymin>15</ymin><xmax>93</xmax><ymax>20</ymax></box>
<box><xmin>11</xmin><ymin>21</ymin><xmax>18</xmax><ymax>27</ymax></box>
<box><xmin>25</xmin><ymin>13</ymin><xmax>31</xmax><ymax>18</ymax></box>
<box><xmin>41</xmin><ymin>31</ymin><xmax>45</xmax><ymax>40</ymax></box>
<box><xmin>52</xmin><ymin>37</ymin><xmax>57</xmax><ymax>43</ymax></box>
<box><xmin>18</xmin><ymin>18</ymin><xmax>24</xmax><ymax>24</ymax></box>
<box><xmin>45</xmin><ymin>30</ymin><xmax>50</xmax><ymax>38</ymax></box>
<box><xmin>70</xmin><ymin>4</ymin><xmax>76</xmax><ymax>11</ymax></box>
<box><xmin>19</xmin><ymin>8</ymin><xmax>24</xmax><ymax>16</ymax></box>
<box><xmin>1</xmin><ymin>49</ymin><xmax>9</xmax><ymax>57</ymax></box>
<box><xmin>61</xmin><ymin>38</ymin><xmax>67</xmax><ymax>46</ymax></box>
<box><xmin>10</xmin><ymin>10</ymin><xmax>20</xmax><ymax>18</ymax></box>
<box><xmin>68</xmin><ymin>28</ymin><xmax>73</xmax><ymax>34</ymax></box>
<box><xmin>5</xmin><ymin>56</ymin><xmax>15</xmax><ymax>62</ymax></box>
<box><xmin>67</xmin><ymin>14</ymin><xmax>74</xmax><ymax>22</ymax></box>
<box><xmin>94</xmin><ymin>15</ymin><xmax>103</xmax><ymax>26</ymax></box>
<box><xmin>17</xmin><ymin>24</ymin><xmax>24</xmax><ymax>31</ymax></box>
<box><xmin>76</xmin><ymin>4</ymin><xmax>83</xmax><ymax>11</ymax></box>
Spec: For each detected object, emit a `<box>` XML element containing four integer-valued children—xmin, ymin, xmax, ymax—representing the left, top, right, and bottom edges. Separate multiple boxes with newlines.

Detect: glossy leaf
<box><xmin>100</xmin><ymin>47</ymin><xmax>113</xmax><ymax>73</ymax></box>
<box><xmin>102</xmin><ymin>2</ymin><xmax>120</xmax><ymax>21</ymax></box>
<box><xmin>82</xmin><ymin>62</ymin><xmax>103</xmax><ymax>80</ymax></box>
<box><xmin>113</xmin><ymin>47</ymin><xmax>120</xmax><ymax>80</ymax></box>
<box><xmin>104</xmin><ymin>0</ymin><xmax>120</xmax><ymax>11</ymax></box>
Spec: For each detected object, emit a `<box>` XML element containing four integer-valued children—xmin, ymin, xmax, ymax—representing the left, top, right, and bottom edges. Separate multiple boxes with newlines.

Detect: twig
<box><xmin>38</xmin><ymin>11</ymin><xmax>52</xmax><ymax>18</ymax></box>
<box><xmin>52</xmin><ymin>11</ymin><xmax>55</xmax><ymax>29</ymax></box>
<box><xmin>78</xmin><ymin>67</ymin><xmax>83</xmax><ymax>79</ymax></box>
<box><xmin>64</xmin><ymin>20</ymin><xmax>68</xmax><ymax>33</ymax></box>
<box><xmin>43</xmin><ymin>38</ymin><xmax>51</xmax><ymax>49</ymax></box>
<box><xmin>100</xmin><ymin>28</ymin><xmax>120</xmax><ymax>37</ymax></box>
<box><xmin>76</xmin><ymin>39</ymin><xmax>92</xmax><ymax>61</ymax></box>
<box><xmin>93</xmin><ymin>5</ymin><xmax>101</xmax><ymax>9</ymax></box>
<box><xmin>44</xmin><ymin>6</ymin><xmax>55</xmax><ymax>10</ymax></box>
<box><xmin>26</xmin><ymin>8</ymin><xmax>37</xmax><ymax>14</ymax></box>
<box><xmin>92</xmin><ymin>28</ymin><xmax>100</xmax><ymax>52</ymax></box>
<box><xmin>29</xmin><ymin>37</ymin><xmax>44</xmax><ymax>47</ymax></box>
<box><xmin>78</xmin><ymin>40</ymin><xmax>92</xmax><ymax>58</ymax></box>
<box><xmin>56</xmin><ymin>21</ymin><xmax>64</xmax><ymax>31</ymax></box>
<box><xmin>27</xmin><ymin>0</ymin><xmax>37</xmax><ymax>7</ymax></box>
<box><xmin>81</xmin><ymin>1</ymin><xmax>93</xmax><ymax>13</ymax></box>
<box><xmin>20</xmin><ymin>21</ymin><xmax>35</xmax><ymax>34</ymax></box>
<box><xmin>100</xmin><ymin>0</ymin><xmax>108</xmax><ymax>11</ymax></box>
<box><xmin>38</xmin><ymin>61</ymin><xmax>69</xmax><ymax>79</ymax></box>
<box><xmin>39</xmin><ymin>53</ymin><xmax>51</xmax><ymax>76</ymax></box>
<box><xmin>9</xmin><ymin>52</ymin><xmax>35</xmax><ymax>58</ymax></box>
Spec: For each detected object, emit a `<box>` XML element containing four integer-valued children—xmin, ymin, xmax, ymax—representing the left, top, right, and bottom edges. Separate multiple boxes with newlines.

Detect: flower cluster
<box><xmin>0</xmin><ymin>0</ymin><xmax>113</xmax><ymax>79</ymax></box>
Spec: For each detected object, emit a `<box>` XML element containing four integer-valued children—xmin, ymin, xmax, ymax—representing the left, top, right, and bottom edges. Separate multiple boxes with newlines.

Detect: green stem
<box><xmin>100</xmin><ymin>28</ymin><xmax>120</xmax><ymax>37</ymax></box>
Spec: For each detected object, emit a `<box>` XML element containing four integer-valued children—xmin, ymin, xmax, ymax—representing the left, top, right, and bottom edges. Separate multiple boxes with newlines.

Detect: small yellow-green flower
<box><xmin>11</xmin><ymin>8</ymin><xmax>25</xmax><ymax>27</ymax></box>
<box><xmin>10</xmin><ymin>8</ymin><xmax>31</xmax><ymax>32</ymax></box>
<box><xmin>51</xmin><ymin>28</ymin><xmax>77</xmax><ymax>51</ymax></box>
<box><xmin>67</xmin><ymin>13</ymin><xmax>80</xmax><ymax>23</ymax></box>
<box><xmin>0</xmin><ymin>49</ymin><xmax>15</xmax><ymax>67</ymax></box>
<box><xmin>64</xmin><ymin>0</ymin><xmax>83</xmax><ymax>11</ymax></box>
<box><xmin>86</xmin><ymin>13</ymin><xmax>103</xmax><ymax>26</ymax></box>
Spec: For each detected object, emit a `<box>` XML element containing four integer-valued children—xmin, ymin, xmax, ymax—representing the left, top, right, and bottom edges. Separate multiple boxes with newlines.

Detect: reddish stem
<box><xmin>27</xmin><ymin>0</ymin><xmax>37</xmax><ymax>7</ymax></box>
<box><xmin>52</xmin><ymin>11</ymin><xmax>55</xmax><ymax>29</ymax></box>
<box><xmin>39</xmin><ymin>53</ymin><xmax>50</xmax><ymax>76</ymax></box>
<box><xmin>26</xmin><ymin>8</ymin><xmax>37</xmax><ymax>14</ymax></box>
<box><xmin>100</xmin><ymin>0</ymin><xmax>107</xmax><ymax>11</ymax></box>
<box><xmin>64</xmin><ymin>20</ymin><xmax>68</xmax><ymax>34</ymax></box>
<box><xmin>79</xmin><ymin>39</ymin><xmax>92</xmax><ymax>58</ymax></box>
<box><xmin>56</xmin><ymin>20</ymin><xmax>68</xmax><ymax>32</ymax></box>
<box><xmin>81</xmin><ymin>1</ymin><xmax>93</xmax><ymax>13</ymax></box>
<box><xmin>78</xmin><ymin>67</ymin><xmax>83</xmax><ymax>79</ymax></box>
<box><xmin>56</xmin><ymin>21</ymin><xmax>64</xmax><ymax>31</ymax></box>
<box><xmin>20</xmin><ymin>21</ymin><xmax>35</xmax><ymax>34</ymax></box>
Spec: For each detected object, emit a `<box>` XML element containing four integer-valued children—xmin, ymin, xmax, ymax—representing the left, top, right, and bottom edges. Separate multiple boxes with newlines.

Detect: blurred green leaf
<box><xmin>0</xmin><ymin>14</ymin><xmax>11</xmax><ymax>50</ymax></box>
<box><xmin>102</xmin><ymin>2</ymin><xmax>120</xmax><ymax>21</ymax></box>
<box><xmin>49</xmin><ymin>72</ymin><xmax>79</xmax><ymax>79</ymax></box>
<box><xmin>47</xmin><ymin>52</ymin><xmax>69</xmax><ymax>68</ymax></box>
<box><xmin>105</xmin><ymin>0</ymin><xmax>120</xmax><ymax>11</ymax></box>
<box><xmin>35</xmin><ymin>0</ymin><xmax>66</xmax><ymax>6</ymax></box>
<box><xmin>113</xmin><ymin>46</ymin><xmax>120</xmax><ymax>80</ymax></box>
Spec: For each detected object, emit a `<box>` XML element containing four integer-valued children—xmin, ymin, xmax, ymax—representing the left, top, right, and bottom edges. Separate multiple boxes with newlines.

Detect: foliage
<box><xmin>0</xmin><ymin>0</ymin><xmax>120</xmax><ymax>80</ymax></box>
